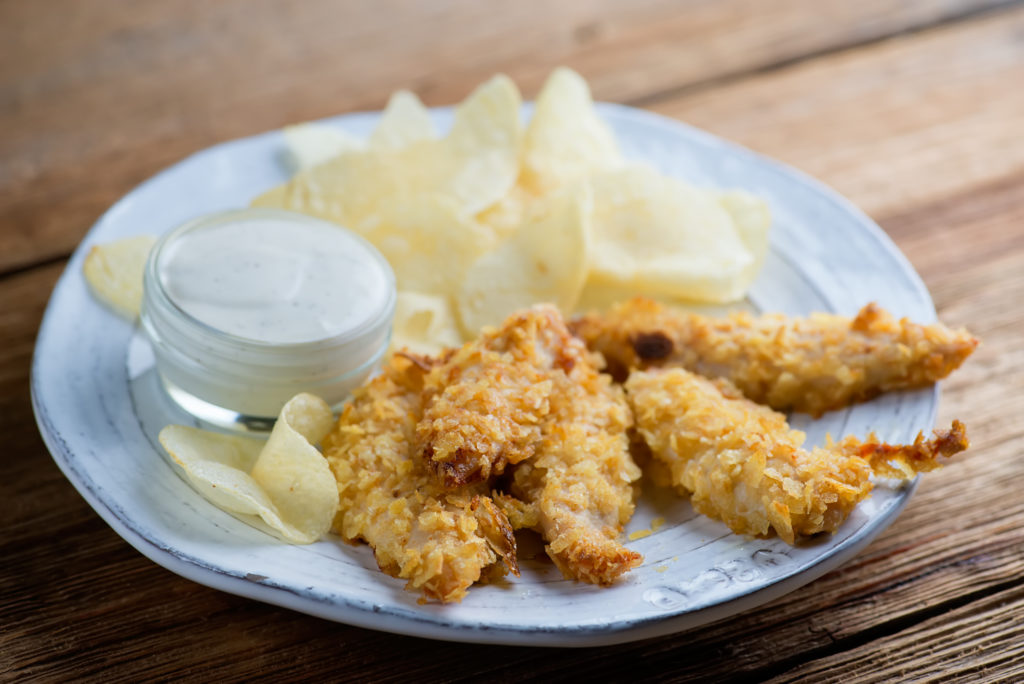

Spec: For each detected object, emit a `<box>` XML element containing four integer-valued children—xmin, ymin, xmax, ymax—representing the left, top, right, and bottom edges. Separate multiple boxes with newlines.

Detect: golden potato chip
<box><xmin>253</xmin><ymin>75</ymin><xmax>521</xmax><ymax>230</ymax></box>
<box><xmin>393</xmin><ymin>73</ymin><xmax>524</xmax><ymax>216</ymax></box>
<box><xmin>365</xmin><ymin>194</ymin><xmax>498</xmax><ymax>295</ymax></box>
<box><xmin>588</xmin><ymin>166</ymin><xmax>767</xmax><ymax>303</ymax></box>
<box><xmin>251</xmin><ymin>148</ymin><xmax>390</xmax><ymax>232</ymax></box>
<box><xmin>283</xmin><ymin>123</ymin><xmax>364</xmax><ymax>171</ymax></box>
<box><xmin>475</xmin><ymin>182</ymin><xmax>539</xmax><ymax>239</ymax></box>
<box><xmin>370</xmin><ymin>90</ymin><xmax>436</xmax><ymax>150</ymax></box>
<box><xmin>457</xmin><ymin>185</ymin><xmax>592</xmax><ymax>335</ymax></box>
<box><xmin>717</xmin><ymin>190</ymin><xmax>772</xmax><ymax>284</ymax></box>
<box><xmin>522</xmin><ymin>67</ymin><xmax>619</xmax><ymax>193</ymax></box>
<box><xmin>82</xmin><ymin>235</ymin><xmax>157</xmax><ymax>319</ymax></box>
<box><xmin>390</xmin><ymin>291</ymin><xmax>465</xmax><ymax>356</ymax></box>
<box><xmin>443</xmin><ymin>74</ymin><xmax>523</xmax><ymax>214</ymax></box>
<box><xmin>159</xmin><ymin>393</ymin><xmax>338</xmax><ymax>544</ymax></box>
<box><xmin>250</xmin><ymin>393</ymin><xmax>337</xmax><ymax>536</ymax></box>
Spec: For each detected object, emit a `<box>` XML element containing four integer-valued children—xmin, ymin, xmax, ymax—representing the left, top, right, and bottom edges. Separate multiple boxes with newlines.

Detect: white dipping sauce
<box><xmin>141</xmin><ymin>208</ymin><xmax>395</xmax><ymax>428</ymax></box>
<box><xmin>159</xmin><ymin>216</ymin><xmax>389</xmax><ymax>344</ymax></box>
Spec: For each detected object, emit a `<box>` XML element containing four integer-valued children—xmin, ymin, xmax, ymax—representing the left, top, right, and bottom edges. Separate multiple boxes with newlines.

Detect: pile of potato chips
<box><xmin>255</xmin><ymin>68</ymin><xmax>771</xmax><ymax>354</ymax></box>
<box><xmin>82</xmin><ymin>69</ymin><xmax>772</xmax><ymax>547</ymax></box>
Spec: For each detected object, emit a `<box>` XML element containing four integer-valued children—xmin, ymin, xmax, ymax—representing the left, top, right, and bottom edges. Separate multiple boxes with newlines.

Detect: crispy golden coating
<box><xmin>626</xmin><ymin>368</ymin><xmax>968</xmax><ymax>544</ymax></box>
<box><xmin>415</xmin><ymin>308</ymin><xmax>580</xmax><ymax>487</ymax></box>
<box><xmin>325</xmin><ymin>306</ymin><xmax>642</xmax><ymax>599</ymax></box>
<box><xmin>480</xmin><ymin>307</ymin><xmax>642</xmax><ymax>585</ymax></box>
<box><xmin>507</xmin><ymin>371</ymin><xmax>643</xmax><ymax>585</ymax></box>
<box><xmin>418</xmin><ymin>305</ymin><xmax>641</xmax><ymax>584</ymax></box>
<box><xmin>322</xmin><ymin>355</ymin><xmax>518</xmax><ymax>603</ymax></box>
<box><xmin>572</xmin><ymin>298</ymin><xmax>978</xmax><ymax>416</ymax></box>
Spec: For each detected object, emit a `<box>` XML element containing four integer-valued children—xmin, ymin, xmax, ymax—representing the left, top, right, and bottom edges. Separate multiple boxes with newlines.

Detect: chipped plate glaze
<box><xmin>32</xmin><ymin>103</ymin><xmax>937</xmax><ymax>646</ymax></box>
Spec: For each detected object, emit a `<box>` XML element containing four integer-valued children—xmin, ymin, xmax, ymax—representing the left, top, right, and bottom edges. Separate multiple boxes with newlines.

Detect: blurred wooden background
<box><xmin>3</xmin><ymin>1</ymin><xmax>1023</xmax><ymax>680</ymax></box>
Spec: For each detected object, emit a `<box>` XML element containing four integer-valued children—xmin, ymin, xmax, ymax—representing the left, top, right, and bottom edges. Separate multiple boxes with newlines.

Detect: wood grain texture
<box><xmin>766</xmin><ymin>585</ymin><xmax>1024</xmax><ymax>682</ymax></box>
<box><xmin>652</xmin><ymin>5</ymin><xmax>1024</xmax><ymax>220</ymax></box>
<box><xmin>4</xmin><ymin>1</ymin><xmax>1024</xmax><ymax>681</ymax></box>
<box><xmin>0</xmin><ymin>0</ymin><xmax>1012</xmax><ymax>275</ymax></box>
<box><xmin>0</xmin><ymin>265</ymin><xmax>60</xmax><ymax>458</ymax></box>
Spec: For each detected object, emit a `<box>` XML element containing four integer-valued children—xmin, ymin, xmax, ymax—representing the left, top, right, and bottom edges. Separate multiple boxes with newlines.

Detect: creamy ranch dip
<box><xmin>158</xmin><ymin>215</ymin><xmax>389</xmax><ymax>344</ymax></box>
<box><xmin>141</xmin><ymin>209</ymin><xmax>395</xmax><ymax>427</ymax></box>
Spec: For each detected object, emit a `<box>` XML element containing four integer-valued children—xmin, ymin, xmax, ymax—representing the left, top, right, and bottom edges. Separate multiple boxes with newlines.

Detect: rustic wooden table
<box><xmin>4</xmin><ymin>1</ymin><xmax>1023</xmax><ymax>680</ymax></box>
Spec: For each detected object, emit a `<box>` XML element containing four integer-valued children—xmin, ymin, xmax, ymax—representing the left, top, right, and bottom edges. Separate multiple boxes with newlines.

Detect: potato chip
<box><xmin>250</xmin><ymin>394</ymin><xmax>337</xmax><ymax>536</ymax></box>
<box><xmin>82</xmin><ymin>235</ymin><xmax>157</xmax><ymax>319</ymax></box>
<box><xmin>443</xmin><ymin>74</ymin><xmax>523</xmax><ymax>215</ymax></box>
<box><xmin>253</xmin><ymin>75</ymin><xmax>521</xmax><ymax>231</ymax></box>
<box><xmin>283</xmin><ymin>123</ymin><xmax>364</xmax><ymax>171</ymax></box>
<box><xmin>365</xmin><ymin>194</ymin><xmax>498</xmax><ymax>295</ymax></box>
<box><xmin>457</xmin><ymin>185</ymin><xmax>592</xmax><ymax>335</ymax></box>
<box><xmin>390</xmin><ymin>291</ymin><xmax>465</xmax><ymax>355</ymax></box>
<box><xmin>588</xmin><ymin>166</ymin><xmax>767</xmax><ymax>303</ymax></box>
<box><xmin>522</xmin><ymin>67</ymin><xmax>619</xmax><ymax>193</ymax></box>
<box><xmin>370</xmin><ymin>90</ymin><xmax>436</xmax><ymax>150</ymax></box>
<box><xmin>159</xmin><ymin>393</ymin><xmax>338</xmax><ymax>544</ymax></box>
<box><xmin>475</xmin><ymin>182</ymin><xmax>539</xmax><ymax>239</ymax></box>
<box><xmin>251</xmin><ymin>148</ymin><xmax>390</xmax><ymax>232</ymax></box>
<box><xmin>717</xmin><ymin>190</ymin><xmax>772</xmax><ymax>284</ymax></box>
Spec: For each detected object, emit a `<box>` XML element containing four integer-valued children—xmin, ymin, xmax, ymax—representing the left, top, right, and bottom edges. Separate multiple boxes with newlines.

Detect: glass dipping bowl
<box><xmin>140</xmin><ymin>208</ymin><xmax>395</xmax><ymax>432</ymax></box>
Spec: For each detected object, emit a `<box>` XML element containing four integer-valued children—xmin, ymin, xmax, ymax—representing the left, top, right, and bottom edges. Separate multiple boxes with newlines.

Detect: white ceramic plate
<box><xmin>32</xmin><ymin>103</ymin><xmax>938</xmax><ymax>647</ymax></box>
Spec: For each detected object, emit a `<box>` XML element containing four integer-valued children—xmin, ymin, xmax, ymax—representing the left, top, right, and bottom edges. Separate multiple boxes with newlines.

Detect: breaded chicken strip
<box><xmin>626</xmin><ymin>368</ymin><xmax>969</xmax><ymax>544</ymax></box>
<box><xmin>416</xmin><ymin>309</ymin><xmax>578</xmax><ymax>487</ymax></box>
<box><xmin>419</xmin><ymin>305</ymin><xmax>642</xmax><ymax>584</ymax></box>
<box><xmin>572</xmin><ymin>298</ymin><xmax>978</xmax><ymax>416</ymax></box>
<box><xmin>322</xmin><ymin>354</ymin><xmax>518</xmax><ymax>603</ymax></box>
<box><xmin>498</xmin><ymin>307</ymin><xmax>642</xmax><ymax>585</ymax></box>
<box><xmin>507</xmin><ymin>363</ymin><xmax>643</xmax><ymax>585</ymax></box>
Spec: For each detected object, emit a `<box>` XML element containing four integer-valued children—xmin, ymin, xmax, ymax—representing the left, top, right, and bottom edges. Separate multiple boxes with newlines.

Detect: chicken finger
<box><xmin>415</xmin><ymin>308</ymin><xmax>577</xmax><ymax>487</ymax></box>
<box><xmin>572</xmin><ymin>298</ymin><xmax>978</xmax><ymax>416</ymax></box>
<box><xmin>322</xmin><ymin>354</ymin><xmax>518</xmax><ymax>603</ymax></box>
<box><xmin>506</xmin><ymin>358</ymin><xmax>643</xmax><ymax>585</ymax></box>
<box><xmin>626</xmin><ymin>368</ymin><xmax>968</xmax><ymax>544</ymax></box>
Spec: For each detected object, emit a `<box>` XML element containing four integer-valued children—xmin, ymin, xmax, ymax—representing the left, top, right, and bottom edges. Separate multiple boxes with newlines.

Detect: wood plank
<box><xmin>0</xmin><ymin>0</ymin><xmax>1012</xmax><ymax>274</ymax></box>
<box><xmin>651</xmin><ymin>5</ymin><xmax>1024</xmax><ymax>221</ymax></box>
<box><xmin>766</xmin><ymin>584</ymin><xmax>1024</xmax><ymax>682</ymax></box>
<box><xmin>0</xmin><ymin>263</ymin><xmax>62</xmax><ymax>460</ymax></box>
